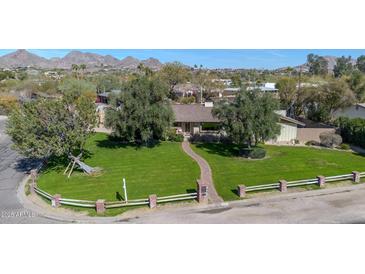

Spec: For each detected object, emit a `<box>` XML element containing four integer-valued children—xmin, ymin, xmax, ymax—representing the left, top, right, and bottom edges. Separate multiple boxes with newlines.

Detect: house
<box><xmin>95</xmin><ymin>89</ymin><xmax>122</xmax><ymax>104</ymax></box>
<box><xmin>332</xmin><ymin>103</ymin><xmax>365</xmax><ymax>120</ymax></box>
<box><xmin>172</xmin><ymin>103</ymin><xmax>305</xmax><ymax>144</ymax></box>
<box><xmin>172</xmin><ymin>83</ymin><xmax>200</xmax><ymax>97</ymax></box>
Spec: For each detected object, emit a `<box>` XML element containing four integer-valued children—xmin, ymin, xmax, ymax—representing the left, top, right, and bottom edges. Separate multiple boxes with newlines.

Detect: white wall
<box><xmin>333</xmin><ymin>105</ymin><xmax>365</xmax><ymax>119</ymax></box>
<box><xmin>276</xmin><ymin>122</ymin><xmax>298</xmax><ymax>142</ymax></box>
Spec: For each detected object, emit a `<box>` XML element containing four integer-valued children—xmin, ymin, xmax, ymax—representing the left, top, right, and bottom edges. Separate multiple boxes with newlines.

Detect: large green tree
<box><xmin>105</xmin><ymin>75</ymin><xmax>173</xmax><ymax>144</ymax></box>
<box><xmin>275</xmin><ymin>77</ymin><xmax>297</xmax><ymax>112</ymax></box>
<box><xmin>306</xmin><ymin>79</ymin><xmax>354</xmax><ymax>122</ymax></box>
<box><xmin>212</xmin><ymin>90</ymin><xmax>280</xmax><ymax>148</ymax></box>
<box><xmin>159</xmin><ymin>62</ymin><xmax>190</xmax><ymax>99</ymax></box>
<box><xmin>333</xmin><ymin>56</ymin><xmax>353</xmax><ymax>78</ymax></box>
<box><xmin>356</xmin><ymin>55</ymin><xmax>365</xmax><ymax>73</ymax></box>
<box><xmin>307</xmin><ymin>54</ymin><xmax>329</xmax><ymax>75</ymax></box>
<box><xmin>6</xmin><ymin>94</ymin><xmax>96</xmax><ymax>158</ymax></box>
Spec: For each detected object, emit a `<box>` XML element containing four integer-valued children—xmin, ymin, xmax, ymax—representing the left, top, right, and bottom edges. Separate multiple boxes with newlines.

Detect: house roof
<box><xmin>279</xmin><ymin>115</ymin><xmax>305</xmax><ymax>126</ymax></box>
<box><xmin>172</xmin><ymin>104</ymin><xmax>219</xmax><ymax>123</ymax></box>
<box><xmin>356</xmin><ymin>103</ymin><xmax>365</xmax><ymax>109</ymax></box>
<box><xmin>172</xmin><ymin>103</ymin><xmax>305</xmax><ymax>126</ymax></box>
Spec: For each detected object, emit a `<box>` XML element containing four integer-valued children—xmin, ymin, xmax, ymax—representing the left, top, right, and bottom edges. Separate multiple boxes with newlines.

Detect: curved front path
<box><xmin>181</xmin><ymin>141</ymin><xmax>223</xmax><ymax>203</ymax></box>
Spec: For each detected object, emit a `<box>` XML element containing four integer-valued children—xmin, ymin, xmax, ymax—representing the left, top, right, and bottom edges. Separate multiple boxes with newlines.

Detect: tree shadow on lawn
<box><xmin>194</xmin><ymin>142</ymin><xmax>241</xmax><ymax>157</ymax></box>
<box><xmin>96</xmin><ymin>135</ymin><xmax>161</xmax><ymax>150</ymax></box>
<box><xmin>39</xmin><ymin>149</ymin><xmax>95</xmax><ymax>174</ymax></box>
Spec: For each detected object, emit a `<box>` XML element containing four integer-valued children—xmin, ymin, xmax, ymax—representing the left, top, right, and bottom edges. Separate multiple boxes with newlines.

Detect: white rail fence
<box><xmin>237</xmin><ymin>171</ymin><xmax>364</xmax><ymax>197</ymax></box>
<box><xmin>32</xmin><ymin>184</ymin><xmax>198</xmax><ymax>213</ymax></box>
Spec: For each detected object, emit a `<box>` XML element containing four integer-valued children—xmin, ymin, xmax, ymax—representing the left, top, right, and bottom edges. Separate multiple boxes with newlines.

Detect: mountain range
<box><xmin>0</xmin><ymin>49</ymin><xmax>164</xmax><ymax>70</ymax></box>
<box><xmin>288</xmin><ymin>56</ymin><xmax>357</xmax><ymax>73</ymax></box>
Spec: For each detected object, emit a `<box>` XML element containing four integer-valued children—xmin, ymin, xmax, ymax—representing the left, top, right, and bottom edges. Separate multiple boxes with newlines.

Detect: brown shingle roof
<box><xmin>172</xmin><ymin>104</ymin><xmax>219</xmax><ymax>123</ymax></box>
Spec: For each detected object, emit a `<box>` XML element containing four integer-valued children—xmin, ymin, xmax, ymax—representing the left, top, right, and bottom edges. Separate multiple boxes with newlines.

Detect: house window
<box><xmin>201</xmin><ymin>122</ymin><xmax>220</xmax><ymax>131</ymax></box>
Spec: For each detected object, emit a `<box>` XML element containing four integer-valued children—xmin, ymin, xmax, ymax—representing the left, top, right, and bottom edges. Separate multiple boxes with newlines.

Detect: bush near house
<box><xmin>336</xmin><ymin>117</ymin><xmax>365</xmax><ymax>148</ymax></box>
<box><xmin>319</xmin><ymin>132</ymin><xmax>342</xmax><ymax>148</ymax></box>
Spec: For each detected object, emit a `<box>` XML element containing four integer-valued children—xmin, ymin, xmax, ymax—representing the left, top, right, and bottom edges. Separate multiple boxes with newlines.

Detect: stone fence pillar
<box><xmin>279</xmin><ymin>180</ymin><xmax>287</xmax><ymax>192</ymax></box>
<box><xmin>352</xmin><ymin>171</ymin><xmax>360</xmax><ymax>183</ymax></box>
<box><xmin>197</xmin><ymin>180</ymin><xmax>208</xmax><ymax>204</ymax></box>
<box><xmin>237</xmin><ymin>185</ymin><xmax>246</xmax><ymax>198</ymax></box>
<box><xmin>52</xmin><ymin>194</ymin><xmax>61</xmax><ymax>208</ymax></box>
<box><xmin>96</xmin><ymin>199</ymin><xmax>105</xmax><ymax>213</ymax></box>
<box><xmin>149</xmin><ymin>194</ymin><xmax>157</xmax><ymax>209</ymax></box>
<box><xmin>317</xmin><ymin>175</ymin><xmax>325</xmax><ymax>188</ymax></box>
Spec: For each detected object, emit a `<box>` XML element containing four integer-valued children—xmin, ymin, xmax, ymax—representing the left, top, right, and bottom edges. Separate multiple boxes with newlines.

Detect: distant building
<box><xmin>172</xmin><ymin>83</ymin><xmax>200</xmax><ymax>97</ymax></box>
<box><xmin>332</xmin><ymin>103</ymin><xmax>365</xmax><ymax>120</ymax></box>
<box><xmin>96</xmin><ymin>89</ymin><xmax>122</xmax><ymax>104</ymax></box>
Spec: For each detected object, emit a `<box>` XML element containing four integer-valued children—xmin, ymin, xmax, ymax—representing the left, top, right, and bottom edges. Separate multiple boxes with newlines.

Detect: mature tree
<box><xmin>58</xmin><ymin>78</ymin><xmax>96</xmax><ymax>100</ymax></box>
<box><xmin>306</xmin><ymin>79</ymin><xmax>355</xmax><ymax>122</ymax></box>
<box><xmin>159</xmin><ymin>62</ymin><xmax>190</xmax><ymax>99</ymax></box>
<box><xmin>333</xmin><ymin>56</ymin><xmax>353</xmax><ymax>78</ymax></box>
<box><xmin>6</xmin><ymin>94</ymin><xmax>96</xmax><ymax>159</ymax></box>
<box><xmin>71</xmin><ymin>64</ymin><xmax>79</xmax><ymax>79</ymax></box>
<box><xmin>212</xmin><ymin>90</ymin><xmax>280</xmax><ymax>148</ymax></box>
<box><xmin>95</xmin><ymin>74</ymin><xmax>120</xmax><ymax>94</ymax></box>
<box><xmin>275</xmin><ymin>77</ymin><xmax>297</xmax><ymax>112</ymax></box>
<box><xmin>79</xmin><ymin>64</ymin><xmax>87</xmax><ymax>78</ymax></box>
<box><xmin>347</xmin><ymin>70</ymin><xmax>365</xmax><ymax>102</ymax></box>
<box><xmin>105</xmin><ymin>75</ymin><xmax>173</xmax><ymax>144</ymax></box>
<box><xmin>356</xmin><ymin>55</ymin><xmax>365</xmax><ymax>73</ymax></box>
<box><xmin>230</xmin><ymin>73</ymin><xmax>242</xmax><ymax>87</ymax></box>
<box><xmin>307</xmin><ymin>54</ymin><xmax>329</xmax><ymax>75</ymax></box>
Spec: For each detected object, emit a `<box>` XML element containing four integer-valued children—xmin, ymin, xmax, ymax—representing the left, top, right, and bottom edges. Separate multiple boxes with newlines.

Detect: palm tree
<box><xmin>79</xmin><ymin>64</ymin><xmax>86</xmax><ymax>79</ymax></box>
<box><xmin>71</xmin><ymin>64</ymin><xmax>79</xmax><ymax>79</ymax></box>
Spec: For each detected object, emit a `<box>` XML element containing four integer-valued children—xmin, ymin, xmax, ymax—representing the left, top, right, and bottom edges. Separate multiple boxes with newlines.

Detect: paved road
<box><xmin>127</xmin><ymin>185</ymin><xmax>365</xmax><ymax>224</ymax></box>
<box><xmin>0</xmin><ymin>117</ymin><xmax>59</xmax><ymax>223</ymax></box>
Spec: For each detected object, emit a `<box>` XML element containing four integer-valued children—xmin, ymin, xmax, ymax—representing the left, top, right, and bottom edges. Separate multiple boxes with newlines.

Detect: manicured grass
<box><xmin>192</xmin><ymin>143</ymin><xmax>365</xmax><ymax>201</ymax></box>
<box><xmin>38</xmin><ymin>133</ymin><xmax>200</xmax><ymax>204</ymax></box>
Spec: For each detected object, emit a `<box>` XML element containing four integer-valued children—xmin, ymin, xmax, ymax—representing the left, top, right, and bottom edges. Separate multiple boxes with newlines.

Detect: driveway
<box><xmin>0</xmin><ymin>117</ymin><xmax>60</xmax><ymax>223</ymax></box>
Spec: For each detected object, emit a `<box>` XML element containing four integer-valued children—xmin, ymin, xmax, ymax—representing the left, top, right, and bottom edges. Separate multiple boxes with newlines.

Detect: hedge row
<box><xmin>336</xmin><ymin>117</ymin><xmax>365</xmax><ymax>148</ymax></box>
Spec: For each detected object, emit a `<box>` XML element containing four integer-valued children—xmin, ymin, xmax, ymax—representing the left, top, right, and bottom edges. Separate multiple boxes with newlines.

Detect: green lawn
<box><xmin>192</xmin><ymin>143</ymin><xmax>365</xmax><ymax>201</ymax></box>
<box><xmin>38</xmin><ymin>133</ymin><xmax>200</xmax><ymax>203</ymax></box>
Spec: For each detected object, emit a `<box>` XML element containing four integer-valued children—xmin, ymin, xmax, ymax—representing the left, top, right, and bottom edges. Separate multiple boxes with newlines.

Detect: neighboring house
<box><xmin>172</xmin><ymin>103</ymin><xmax>305</xmax><ymax>144</ymax></box>
<box><xmin>173</xmin><ymin>83</ymin><xmax>200</xmax><ymax>97</ymax></box>
<box><xmin>96</xmin><ymin>89</ymin><xmax>122</xmax><ymax>104</ymax></box>
<box><xmin>332</xmin><ymin>103</ymin><xmax>365</xmax><ymax>120</ymax></box>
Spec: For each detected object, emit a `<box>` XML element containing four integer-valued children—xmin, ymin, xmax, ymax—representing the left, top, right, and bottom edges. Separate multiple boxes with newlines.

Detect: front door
<box><xmin>184</xmin><ymin>122</ymin><xmax>191</xmax><ymax>134</ymax></box>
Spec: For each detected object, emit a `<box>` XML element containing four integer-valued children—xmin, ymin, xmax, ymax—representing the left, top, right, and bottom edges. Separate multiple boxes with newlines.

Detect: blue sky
<box><xmin>1</xmin><ymin>49</ymin><xmax>365</xmax><ymax>69</ymax></box>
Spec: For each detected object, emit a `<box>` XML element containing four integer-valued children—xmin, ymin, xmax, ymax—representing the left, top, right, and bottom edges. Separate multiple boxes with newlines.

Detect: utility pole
<box><xmin>123</xmin><ymin>178</ymin><xmax>128</xmax><ymax>203</ymax></box>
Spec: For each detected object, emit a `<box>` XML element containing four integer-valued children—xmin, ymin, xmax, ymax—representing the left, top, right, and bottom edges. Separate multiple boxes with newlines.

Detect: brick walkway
<box><xmin>181</xmin><ymin>141</ymin><xmax>223</xmax><ymax>203</ymax></box>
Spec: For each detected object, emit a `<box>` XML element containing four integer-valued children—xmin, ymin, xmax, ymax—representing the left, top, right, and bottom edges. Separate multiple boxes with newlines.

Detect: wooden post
<box><xmin>317</xmin><ymin>175</ymin><xmax>325</xmax><ymax>188</ymax></box>
<box><xmin>237</xmin><ymin>185</ymin><xmax>246</xmax><ymax>198</ymax></box>
<box><xmin>279</xmin><ymin>180</ymin><xmax>287</xmax><ymax>192</ymax></box>
<box><xmin>352</xmin><ymin>171</ymin><xmax>360</xmax><ymax>183</ymax></box>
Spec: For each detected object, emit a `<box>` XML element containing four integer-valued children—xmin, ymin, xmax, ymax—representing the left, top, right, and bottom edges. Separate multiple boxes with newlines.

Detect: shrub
<box><xmin>249</xmin><ymin>148</ymin><xmax>266</xmax><ymax>159</ymax></box>
<box><xmin>239</xmin><ymin>147</ymin><xmax>266</xmax><ymax>159</ymax></box>
<box><xmin>294</xmin><ymin>139</ymin><xmax>300</xmax><ymax>144</ymax></box>
<box><xmin>319</xmin><ymin>132</ymin><xmax>342</xmax><ymax>148</ymax></box>
<box><xmin>305</xmin><ymin>140</ymin><xmax>320</xmax><ymax>146</ymax></box>
<box><xmin>336</xmin><ymin>117</ymin><xmax>365</xmax><ymax>148</ymax></box>
<box><xmin>338</xmin><ymin>143</ymin><xmax>350</xmax><ymax>150</ymax></box>
<box><xmin>165</xmin><ymin>129</ymin><xmax>184</xmax><ymax>142</ymax></box>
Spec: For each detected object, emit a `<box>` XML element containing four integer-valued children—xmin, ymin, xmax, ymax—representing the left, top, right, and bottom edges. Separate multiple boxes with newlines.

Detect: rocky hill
<box><xmin>0</xmin><ymin>49</ymin><xmax>165</xmax><ymax>70</ymax></box>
